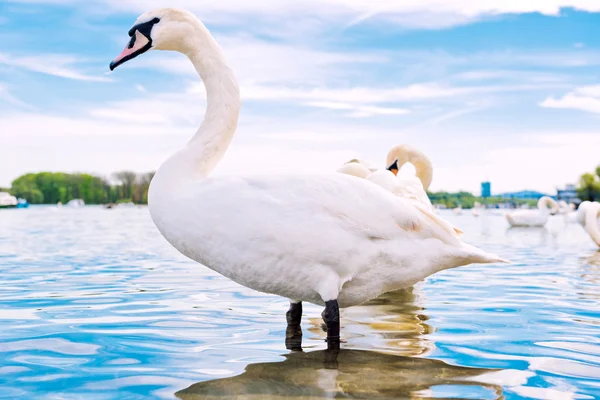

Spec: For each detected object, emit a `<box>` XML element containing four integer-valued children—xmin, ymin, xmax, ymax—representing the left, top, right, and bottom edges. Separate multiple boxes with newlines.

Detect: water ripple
<box><xmin>0</xmin><ymin>207</ymin><xmax>599</xmax><ymax>398</ymax></box>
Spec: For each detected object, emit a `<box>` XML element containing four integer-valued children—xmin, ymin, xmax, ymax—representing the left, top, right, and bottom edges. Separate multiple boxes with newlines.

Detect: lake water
<box><xmin>0</xmin><ymin>206</ymin><xmax>599</xmax><ymax>399</ymax></box>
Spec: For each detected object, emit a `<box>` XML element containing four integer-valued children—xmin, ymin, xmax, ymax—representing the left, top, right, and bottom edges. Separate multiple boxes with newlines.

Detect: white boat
<box><xmin>0</xmin><ymin>192</ymin><xmax>17</xmax><ymax>208</ymax></box>
<box><xmin>66</xmin><ymin>199</ymin><xmax>85</xmax><ymax>208</ymax></box>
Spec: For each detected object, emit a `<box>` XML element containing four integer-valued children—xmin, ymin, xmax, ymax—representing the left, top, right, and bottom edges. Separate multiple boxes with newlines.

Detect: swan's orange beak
<box><xmin>386</xmin><ymin>160</ymin><xmax>399</xmax><ymax>176</ymax></box>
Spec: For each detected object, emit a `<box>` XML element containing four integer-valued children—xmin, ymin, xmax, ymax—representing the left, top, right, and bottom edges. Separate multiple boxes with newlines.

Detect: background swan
<box><xmin>505</xmin><ymin>196</ymin><xmax>559</xmax><ymax>227</ymax></box>
<box><xmin>453</xmin><ymin>206</ymin><xmax>463</xmax><ymax>215</ymax></box>
<box><xmin>338</xmin><ymin>144</ymin><xmax>434</xmax><ymax>210</ymax></box>
<box><xmin>577</xmin><ymin>201</ymin><xmax>600</xmax><ymax>247</ymax></box>
<box><xmin>583</xmin><ymin>202</ymin><xmax>600</xmax><ymax>247</ymax></box>
<box><xmin>336</xmin><ymin>159</ymin><xmax>372</xmax><ymax>179</ymax></box>
<box><xmin>110</xmin><ymin>8</ymin><xmax>507</xmax><ymax>345</ymax></box>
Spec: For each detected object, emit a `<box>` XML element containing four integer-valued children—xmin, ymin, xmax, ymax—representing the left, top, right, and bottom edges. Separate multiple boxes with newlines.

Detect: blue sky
<box><xmin>1</xmin><ymin>1</ymin><xmax>599</xmax><ymax>193</ymax></box>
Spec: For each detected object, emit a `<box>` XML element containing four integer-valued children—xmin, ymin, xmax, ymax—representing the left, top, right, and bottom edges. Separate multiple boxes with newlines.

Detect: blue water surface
<box><xmin>0</xmin><ymin>206</ymin><xmax>599</xmax><ymax>399</ymax></box>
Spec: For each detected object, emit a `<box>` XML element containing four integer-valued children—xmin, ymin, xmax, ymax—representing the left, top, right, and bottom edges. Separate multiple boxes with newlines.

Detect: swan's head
<box><xmin>110</xmin><ymin>8</ymin><xmax>201</xmax><ymax>70</ymax></box>
<box><xmin>385</xmin><ymin>144</ymin><xmax>433</xmax><ymax>191</ymax></box>
<box><xmin>537</xmin><ymin>196</ymin><xmax>560</xmax><ymax>215</ymax></box>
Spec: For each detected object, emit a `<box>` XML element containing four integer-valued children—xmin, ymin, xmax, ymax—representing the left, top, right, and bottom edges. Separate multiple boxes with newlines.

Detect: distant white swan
<box><xmin>453</xmin><ymin>206</ymin><xmax>463</xmax><ymax>215</ymax></box>
<box><xmin>109</xmin><ymin>7</ymin><xmax>507</xmax><ymax>345</ymax></box>
<box><xmin>505</xmin><ymin>196</ymin><xmax>559</xmax><ymax>227</ymax></box>
<box><xmin>577</xmin><ymin>201</ymin><xmax>600</xmax><ymax>247</ymax></box>
<box><xmin>583</xmin><ymin>202</ymin><xmax>600</xmax><ymax>247</ymax></box>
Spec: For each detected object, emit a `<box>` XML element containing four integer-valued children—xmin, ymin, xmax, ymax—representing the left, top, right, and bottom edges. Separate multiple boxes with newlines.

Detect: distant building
<box><xmin>481</xmin><ymin>182</ymin><xmax>491</xmax><ymax>198</ymax></box>
<box><xmin>556</xmin><ymin>184</ymin><xmax>579</xmax><ymax>204</ymax></box>
<box><xmin>495</xmin><ymin>190</ymin><xmax>553</xmax><ymax>200</ymax></box>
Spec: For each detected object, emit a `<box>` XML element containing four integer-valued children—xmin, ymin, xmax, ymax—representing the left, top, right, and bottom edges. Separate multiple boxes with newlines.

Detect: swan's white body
<box><xmin>336</xmin><ymin>162</ymin><xmax>371</xmax><ymax>179</ymax></box>
<box><xmin>583</xmin><ymin>202</ymin><xmax>600</xmax><ymax>247</ymax></box>
<box><xmin>577</xmin><ymin>201</ymin><xmax>600</xmax><ymax>247</ymax></box>
<box><xmin>115</xmin><ymin>8</ymin><xmax>506</xmax><ymax>310</ymax></box>
<box><xmin>505</xmin><ymin>197</ymin><xmax>559</xmax><ymax>227</ymax></box>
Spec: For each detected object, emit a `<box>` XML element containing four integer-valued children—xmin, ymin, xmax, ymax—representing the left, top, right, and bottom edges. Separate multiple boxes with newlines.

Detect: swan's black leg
<box><xmin>322</xmin><ymin>300</ymin><xmax>340</xmax><ymax>348</ymax></box>
<box><xmin>285</xmin><ymin>302</ymin><xmax>303</xmax><ymax>351</ymax></box>
<box><xmin>286</xmin><ymin>302</ymin><xmax>302</xmax><ymax>326</ymax></box>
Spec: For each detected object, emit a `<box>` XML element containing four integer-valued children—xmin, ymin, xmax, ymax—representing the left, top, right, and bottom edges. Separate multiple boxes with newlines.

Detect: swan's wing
<box><xmin>393</xmin><ymin>176</ymin><xmax>463</xmax><ymax>237</ymax></box>
<box><xmin>265</xmin><ymin>174</ymin><xmax>463</xmax><ymax>247</ymax></box>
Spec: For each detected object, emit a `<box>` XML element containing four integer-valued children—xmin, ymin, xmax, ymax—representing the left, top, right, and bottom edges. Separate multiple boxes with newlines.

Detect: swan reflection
<box><xmin>307</xmin><ymin>287</ymin><xmax>434</xmax><ymax>356</ymax></box>
<box><xmin>177</xmin><ymin>287</ymin><xmax>513</xmax><ymax>399</ymax></box>
<box><xmin>175</xmin><ymin>347</ymin><xmax>506</xmax><ymax>400</ymax></box>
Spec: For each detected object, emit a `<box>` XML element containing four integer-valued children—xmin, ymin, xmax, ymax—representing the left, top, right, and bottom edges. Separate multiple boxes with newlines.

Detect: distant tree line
<box><xmin>8</xmin><ymin>171</ymin><xmax>155</xmax><ymax>205</ymax></box>
<box><xmin>578</xmin><ymin>165</ymin><xmax>600</xmax><ymax>202</ymax></box>
<box><xmin>8</xmin><ymin>164</ymin><xmax>599</xmax><ymax>206</ymax></box>
<box><xmin>427</xmin><ymin>191</ymin><xmax>537</xmax><ymax>209</ymax></box>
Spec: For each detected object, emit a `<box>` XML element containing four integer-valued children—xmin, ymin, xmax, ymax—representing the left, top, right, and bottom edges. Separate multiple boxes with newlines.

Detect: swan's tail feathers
<box><xmin>453</xmin><ymin>226</ymin><xmax>465</xmax><ymax>236</ymax></box>
<box><xmin>461</xmin><ymin>243</ymin><xmax>510</xmax><ymax>265</ymax></box>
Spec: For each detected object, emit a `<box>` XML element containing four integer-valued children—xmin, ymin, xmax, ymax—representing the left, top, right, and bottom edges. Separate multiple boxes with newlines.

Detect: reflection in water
<box><xmin>505</xmin><ymin>226</ymin><xmax>551</xmax><ymax>246</ymax></box>
<box><xmin>306</xmin><ymin>287</ymin><xmax>435</xmax><ymax>357</ymax></box>
<box><xmin>176</xmin><ymin>288</ymin><xmax>506</xmax><ymax>399</ymax></box>
<box><xmin>585</xmin><ymin>251</ymin><xmax>600</xmax><ymax>267</ymax></box>
<box><xmin>176</xmin><ymin>348</ymin><xmax>504</xmax><ymax>400</ymax></box>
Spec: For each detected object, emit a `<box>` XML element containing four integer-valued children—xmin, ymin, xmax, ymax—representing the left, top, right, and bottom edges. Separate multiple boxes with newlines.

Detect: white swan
<box><xmin>453</xmin><ymin>206</ymin><xmax>463</xmax><ymax>215</ymax></box>
<box><xmin>505</xmin><ymin>196</ymin><xmax>559</xmax><ymax>227</ymax></box>
<box><xmin>337</xmin><ymin>145</ymin><xmax>434</xmax><ymax>210</ymax></box>
<box><xmin>385</xmin><ymin>144</ymin><xmax>433</xmax><ymax>209</ymax></box>
<box><xmin>582</xmin><ymin>202</ymin><xmax>600</xmax><ymax>247</ymax></box>
<box><xmin>110</xmin><ymin>8</ymin><xmax>507</xmax><ymax>345</ymax></box>
<box><xmin>337</xmin><ymin>146</ymin><xmax>463</xmax><ymax>237</ymax></box>
<box><xmin>336</xmin><ymin>160</ymin><xmax>371</xmax><ymax>179</ymax></box>
<box><xmin>576</xmin><ymin>201</ymin><xmax>600</xmax><ymax>247</ymax></box>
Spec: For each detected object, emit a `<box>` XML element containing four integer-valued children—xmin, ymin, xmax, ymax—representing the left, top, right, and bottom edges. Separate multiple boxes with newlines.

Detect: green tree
<box><xmin>113</xmin><ymin>171</ymin><xmax>137</xmax><ymax>201</ymax></box>
<box><xmin>8</xmin><ymin>170</ymin><xmax>152</xmax><ymax>205</ymax></box>
<box><xmin>578</xmin><ymin>172</ymin><xmax>600</xmax><ymax>202</ymax></box>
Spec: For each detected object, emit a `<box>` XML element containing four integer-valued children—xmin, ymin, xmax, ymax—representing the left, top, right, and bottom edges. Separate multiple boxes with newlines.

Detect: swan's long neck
<box><xmin>156</xmin><ymin>22</ymin><xmax>241</xmax><ymax>183</ymax></box>
<box><xmin>391</xmin><ymin>146</ymin><xmax>433</xmax><ymax>191</ymax></box>
<box><xmin>411</xmin><ymin>157</ymin><xmax>433</xmax><ymax>191</ymax></box>
<box><xmin>537</xmin><ymin>197</ymin><xmax>558</xmax><ymax>214</ymax></box>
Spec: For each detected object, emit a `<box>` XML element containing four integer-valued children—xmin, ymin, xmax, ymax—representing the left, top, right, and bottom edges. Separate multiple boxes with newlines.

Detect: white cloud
<box><xmin>0</xmin><ymin>53</ymin><xmax>111</xmax><ymax>82</ymax></box>
<box><xmin>304</xmin><ymin>101</ymin><xmax>410</xmax><ymax>118</ymax></box>
<box><xmin>0</xmin><ymin>83</ymin><xmax>33</xmax><ymax>109</ymax></box>
<box><xmin>481</xmin><ymin>133</ymin><xmax>600</xmax><ymax>193</ymax></box>
<box><xmin>540</xmin><ymin>85</ymin><xmax>600</xmax><ymax>114</ymax></box>
<box><xmin>15</xmin><ymin>0</ymin><xmax>600</xmax><ymax>30</ymax></box>
<box><xmin>231</xmin><ymin>82</ymin><xmax>552</xmax><ymax>104</ymax></box>
<box><xmin>132</xmin><ymin>35</ymin><xmax>385</xmax><ymax>87</ymax></box>
<box><xmin>88</xmin><ymin>92</ymin><xmax>204</xmax><ymax>125</ymax></box>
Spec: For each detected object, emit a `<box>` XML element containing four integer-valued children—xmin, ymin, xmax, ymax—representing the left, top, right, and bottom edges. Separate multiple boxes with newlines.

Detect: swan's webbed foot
<box><xmin>322</xmin><ymin>299</ymin><xmax>340</xmax><ymax>349</ymax></box>
<box><xmin>285</xmin><ymin>301</ymin><xmax>303</xmax><ymax>351</ymax></box>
